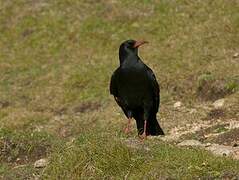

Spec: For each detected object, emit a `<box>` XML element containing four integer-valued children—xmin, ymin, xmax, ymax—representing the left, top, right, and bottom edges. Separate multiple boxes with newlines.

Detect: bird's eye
<box><xmin>128</xmin><ymin>42</ymin><xmax>134</xmax><ymax>47</ymax></box>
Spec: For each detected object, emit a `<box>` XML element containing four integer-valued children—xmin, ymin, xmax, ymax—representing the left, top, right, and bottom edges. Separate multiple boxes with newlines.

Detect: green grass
<box><xmin>43</xmin><ymin>133</ymin><xmax>239</xmax><ymax>179</ymax></box>
<box><xmin>0</xmin><ymin>0</ymin><xmax>239</xmax><ymax>179</ymax></box>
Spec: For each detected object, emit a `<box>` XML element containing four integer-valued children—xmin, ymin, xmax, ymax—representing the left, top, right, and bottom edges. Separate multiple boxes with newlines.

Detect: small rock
<box><xmin>34</xmin><ymin>159</ymin><xmax>48</xmax><ymax>168</ymax></box>
<box><xmin>186</xmin><ymin>123</ymin><xmax>191</xmax><ymax>127</ymax></box>
<box><xmin>66</xmin><ymin>137</ymin><xmax>76</xmax><ymax>146</ymax></box>
<box><xmin>233</xmin><ymin>52</ymin><xmax>239</xmax><ymax>58</ymax></box>
<box><xmin>228</xmin><ymin>121</ymin><xmax>239</xmax><ymax>129</ymax></box>
<box><xmin>178</xmin><ymin>140</ymin><xmax>204</xmax><ymax>147</ymax></box>
<box><xmin>204</xmin><ymin>132</ymin><xmax>223</xmax><ymax>138</ymax></box>
<box><xmin>53</xmin><ymin>115</ymin><xmax>62</xmax><ymax>121</ymax></box>
<box><xmin>205</xmin><ymin>143</ymin><xmax>211</xmax><ymax>147</ymax></box>
<box><xmin>201</xmin><ymin>162</ymin><xmax>207</xmax><ymax>167</ymax></box>
<box><xmin>173</xmin><ymin>101</ymin><xmax>182</xmax><ymax>108</ymax></box>
<box><xmin>206</xmin><ymin>144</ymin><xmax>239</xmax><ymax>157</ymax></box>
<box><xmin>212</xmin><ymin>98</ymin><xmax>225</xmax><ymax>109</ymax></box>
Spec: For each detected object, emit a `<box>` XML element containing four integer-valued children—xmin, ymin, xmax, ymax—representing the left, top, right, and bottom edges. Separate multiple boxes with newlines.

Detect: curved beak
<box><xmin>133</xmin><ymin>40</ymin><xmax>149</xmax><ymax>48</ymax></box>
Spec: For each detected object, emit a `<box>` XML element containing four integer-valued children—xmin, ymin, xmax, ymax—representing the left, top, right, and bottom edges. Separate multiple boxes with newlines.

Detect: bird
<box><xmin>110</xmin><ymin>39</ymin><xmax>164</xmax><ymax>139</ymax></box>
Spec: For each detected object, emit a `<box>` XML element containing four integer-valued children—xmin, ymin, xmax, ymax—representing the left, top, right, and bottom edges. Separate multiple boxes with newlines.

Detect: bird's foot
<box><xmin>139</xmin><ymin>120</ymin><xmax>147</xmax><ymax>140</ymax></box>
<box><xmin>124</xmin><ymin>126</ymin><xmax>131</xmax><ymax>134</ymax></box>
<box><xmin>124</xmin><ymin>118</ymin><xmax>132</xmax><ymax>134</ymax></box>
<box><xmin>139</xmin><ymin>132</ymin><xmax>147</xmax><ymax>140</ymax></box>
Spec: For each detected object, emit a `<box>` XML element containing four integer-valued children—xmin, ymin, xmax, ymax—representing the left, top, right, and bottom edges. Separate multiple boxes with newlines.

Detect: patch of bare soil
<box><xmin>211</xmin><ymin>128</ymin><xmax>239</xmax><ymax>146</ymax></box>
<box><xmin>197</xmin><ymin>77</ymin><xmax>233</xmax><ymax>101</ymax></box>
<box><xmin>220</xmin><ymin>171</ymin><xmax>239</xmax><ymax>180</ymax></box>
<box><xmin>179</xmin><ymin>123</ymin><xmax>228</xmax><ymax>142</ymax></box>
<box><xmin>0</xmin><ymin>100</ymin><xmax>10</xmax><ymax>109</ymax></box>
<box><xmin>0</xmin><ymin>138</ymin><xmax>48</xmax><ymax>165</ymax></box>
<box><xmin>162</xmin><ymin>109</ymin><xmax>239</xmax><ymax>159</ymax></box>
<box><xmin>204</xmin><ymin>108</ymin><xmax>225</xmax><ymax>120</ymax></box>
<box><xmin>54</xmin><ymin>107</ymin><xmax>68</xmax><ymax>115</ymax></box>
<box><xmin>73</xmin><ymin>101</ymin><xmax>101</xmax><ymax>113</ymax></box>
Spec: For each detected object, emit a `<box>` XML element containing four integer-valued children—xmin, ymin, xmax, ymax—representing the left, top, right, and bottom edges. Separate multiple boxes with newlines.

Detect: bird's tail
<box><xmin>135</xmin><ymin>113</ymin><xmax>164</xmax><ymax>136</ymax></box>
<box><xmin>146</xmin><ymin>114</ymin><xmax>164</xmax><ymax>136</ymax></box>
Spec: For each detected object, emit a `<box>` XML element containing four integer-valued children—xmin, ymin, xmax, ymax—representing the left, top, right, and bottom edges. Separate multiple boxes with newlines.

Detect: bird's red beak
<box><xmin>133</xmin><ymin>40</ymin><xmax>149</xmax><ymax>48</ymax></box>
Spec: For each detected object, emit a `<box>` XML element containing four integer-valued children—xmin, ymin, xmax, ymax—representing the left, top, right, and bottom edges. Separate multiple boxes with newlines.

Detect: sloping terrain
<box><xmin>0</xmin><ymin>0</ymin><xmax>239</xmax><ymax>179</ymax></box>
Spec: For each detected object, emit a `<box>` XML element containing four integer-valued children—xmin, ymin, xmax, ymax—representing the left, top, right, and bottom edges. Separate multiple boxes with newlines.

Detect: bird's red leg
<box><xmin>124</xmin><ymin>118</ymin><xmax>132</xmax><ymax>134</ymax></box>
<box><xmin>139</xmin><ymin>120</ymin><xmax>147</xmax><ymax>140</ymax></box>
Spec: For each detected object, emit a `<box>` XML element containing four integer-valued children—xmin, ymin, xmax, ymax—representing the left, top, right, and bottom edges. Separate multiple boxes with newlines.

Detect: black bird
<box><xmin>110</xmin><ymin>39</ymin><xmax>164</xmax><ymax>139</ymax></box>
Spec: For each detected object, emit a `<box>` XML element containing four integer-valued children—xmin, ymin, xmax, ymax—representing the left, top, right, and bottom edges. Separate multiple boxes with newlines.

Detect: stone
<box><xmin>178</xmin><ymin>140</ymin><xmax>204</xmax><ymax>147</ymax></box>
<box><xmin>228</xmin><ymin>121</ymin><xmax>239</xmax><ymax>129</ymax></box>
<box><xmin>34</xmin><ymin>158</ymin><xmax>48</xmax><ymax>168</ymax></box>
<box><xmin>173</xmin><ymin>101</ymin><xmax>182</xmax><ymax>108</ymax></box>
<box><xmin>233</xmin><ymin>52</ymin><xmax>239</xmax><ymax>58</ymax></box>
<box><xmin>206</xmin><ymin>144</ymin><xmax>239</xmax><ymax>157</ymax></box>
<box><xmin>205</xmin><ymin>143</ymin><xmax>211</xmax><ymax>147</ymax></box>
<box><xmin>212</xmin><ymin>98</ymin><xmax>225</xmax><ymax>108</ymax></box>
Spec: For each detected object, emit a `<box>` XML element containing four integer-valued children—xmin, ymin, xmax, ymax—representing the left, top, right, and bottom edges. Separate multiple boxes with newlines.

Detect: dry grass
<box><xmin>0</xmin><ymin>0</ymin><xmax>239</xmax><ymax>179</ymax></box>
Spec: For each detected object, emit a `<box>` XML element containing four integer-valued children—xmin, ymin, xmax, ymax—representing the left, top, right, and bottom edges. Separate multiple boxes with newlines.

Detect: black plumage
<box><xmin>110</xmin><ymin>39</ymin><xmax>164</xmax><ymax>138</ymax></box>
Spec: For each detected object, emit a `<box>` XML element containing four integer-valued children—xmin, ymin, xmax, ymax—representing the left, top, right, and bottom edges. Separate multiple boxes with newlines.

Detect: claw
<box><xmin>139</xmin><ymin>132</ymin><xmax>147</xmax><ymax>140</ymax></box>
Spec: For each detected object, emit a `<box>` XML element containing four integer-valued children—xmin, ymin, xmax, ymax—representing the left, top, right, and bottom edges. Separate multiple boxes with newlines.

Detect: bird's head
<box><xmin>119</xmin><ymin>39</ymin><xmax>148</xmax><ymax>64</ymax></box>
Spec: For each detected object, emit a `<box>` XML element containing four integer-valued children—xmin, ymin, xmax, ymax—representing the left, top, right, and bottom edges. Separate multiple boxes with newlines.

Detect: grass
<box><xmin>0</xmin><ymin>0</ymin><xmax>239</xmax><ymax>179</ymax></box>
<box><xmin>43</xmin><ymin>132</ymin><xmax>239</xmax><ymax>179</ymax></box>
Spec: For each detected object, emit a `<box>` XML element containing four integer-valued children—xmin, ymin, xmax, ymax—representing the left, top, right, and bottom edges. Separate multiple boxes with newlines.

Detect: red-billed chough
<box><xmin>110</xmin><ymin>39</ymin><xmax>164</xmax><ymax>139</ymax></box>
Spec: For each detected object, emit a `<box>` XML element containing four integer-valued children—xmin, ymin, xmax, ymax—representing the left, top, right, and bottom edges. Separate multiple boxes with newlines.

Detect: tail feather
<box><xmin>135</xmin><ymin>113</ymin><xmax>164</xmax><ymax>136</ymax></box>
<box><xmin>147</xmin><ymin>114</ymin><xmax>164</xmax><ymax>136</ymax></box>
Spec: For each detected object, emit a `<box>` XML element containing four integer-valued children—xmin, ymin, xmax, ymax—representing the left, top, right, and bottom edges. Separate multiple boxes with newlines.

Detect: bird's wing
<box><xmin>110</xmin><ymin>68</ymin><xmax>119</xmax><ymax>96</ymax></box>
<box><xmin>110</xmin><ymin>68</ymin><xmax>130</xmax><ymax>117</ymax></box>
<box><xmin>146</xmin><ymin>66</ymin><xmax>160</xmax><ymax>112</ymax></box>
